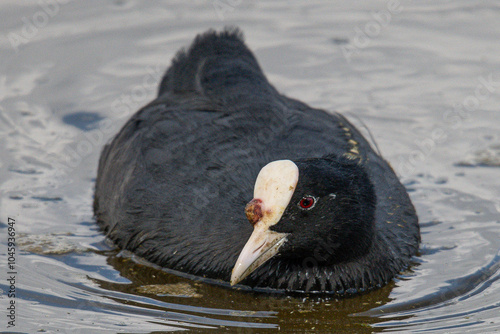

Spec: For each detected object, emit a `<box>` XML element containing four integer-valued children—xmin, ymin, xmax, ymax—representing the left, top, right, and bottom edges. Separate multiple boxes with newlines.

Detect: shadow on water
<box><xmin>66</xmin><ymin>247</ymin><xmax>402</xmax><ymax>333</ymax></box>
<box><xmin>0</xmin><ymin>241</ymin><xmax>401</xmax><ymax>332</ymax></box>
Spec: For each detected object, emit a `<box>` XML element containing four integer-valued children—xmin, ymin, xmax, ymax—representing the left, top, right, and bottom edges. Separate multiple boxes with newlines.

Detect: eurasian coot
<box><xmin>94</xmin><ymin>28</ymin><xmax>420</xmax><ymax>294</ymax></box>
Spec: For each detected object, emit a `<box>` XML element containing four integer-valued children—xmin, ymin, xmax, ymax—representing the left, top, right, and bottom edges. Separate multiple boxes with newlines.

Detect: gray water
<box><xmin>1</xmin><ymin>1</ymin><xmax>499</xmax><ymax>333</ymax></box>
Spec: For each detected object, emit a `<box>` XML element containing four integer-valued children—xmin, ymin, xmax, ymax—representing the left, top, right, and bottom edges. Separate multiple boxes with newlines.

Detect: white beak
<box><xmin>231</xmin><ymin>160</ymin><xmax>299</xmax><ymax>286</ymax></box>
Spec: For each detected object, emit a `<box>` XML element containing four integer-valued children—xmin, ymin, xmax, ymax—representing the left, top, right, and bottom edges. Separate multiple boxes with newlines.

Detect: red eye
<box><xmin>299</xmin><ymin>196</ymin><xmax>316</xmax><ymax>210</ymax></box>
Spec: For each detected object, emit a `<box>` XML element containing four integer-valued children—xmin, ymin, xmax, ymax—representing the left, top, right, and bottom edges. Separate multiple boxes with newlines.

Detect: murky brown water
<box><xmin>1</xmin><ymin>1</ymin><xmax>499</xmax><ymax>333</ymax></box>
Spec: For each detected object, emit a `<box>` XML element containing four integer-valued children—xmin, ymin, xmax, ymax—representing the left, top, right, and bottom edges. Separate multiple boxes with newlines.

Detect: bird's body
<box><xmin>94</xmin><ymin>29</ymin><xmax>419</xmax><ymax>294</ymax></box>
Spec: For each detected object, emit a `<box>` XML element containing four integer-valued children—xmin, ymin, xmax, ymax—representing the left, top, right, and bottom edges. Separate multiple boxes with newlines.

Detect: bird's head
<box><xmin>231</xmin><ymin>157</ymin><xmax>376</xmax><ymax>286</ymax></box>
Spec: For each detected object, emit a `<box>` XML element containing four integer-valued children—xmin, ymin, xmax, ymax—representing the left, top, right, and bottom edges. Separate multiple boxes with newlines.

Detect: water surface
<box><xmin>1</xmin><ymin>1</ymin><xmax>499</xmax><ymax>333</ymax></box>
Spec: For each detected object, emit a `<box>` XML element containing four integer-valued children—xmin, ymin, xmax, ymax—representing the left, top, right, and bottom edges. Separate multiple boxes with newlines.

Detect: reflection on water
<box><xmin>0</xmin><ymin>0</ymin><xmax>499</xmax><ymax>333</ymax></box>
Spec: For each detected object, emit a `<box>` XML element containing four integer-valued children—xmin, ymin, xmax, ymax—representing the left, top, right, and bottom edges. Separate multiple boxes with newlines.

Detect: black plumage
<box><xmin>94</xmin><ymin>28</ymin><xmax>419</xmax><ymax>294</ymax></box>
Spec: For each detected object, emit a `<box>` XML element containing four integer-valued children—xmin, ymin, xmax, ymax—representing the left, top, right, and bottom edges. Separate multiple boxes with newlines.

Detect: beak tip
<box><xmin>230</xmin><ymin>267</ymin><xmax>243</xmax><ymax>286</ymax></box>
<box><xmin>229</xmin><ymin>231</ymin><xmax>288</xmax><ymax>288</ymax></box>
